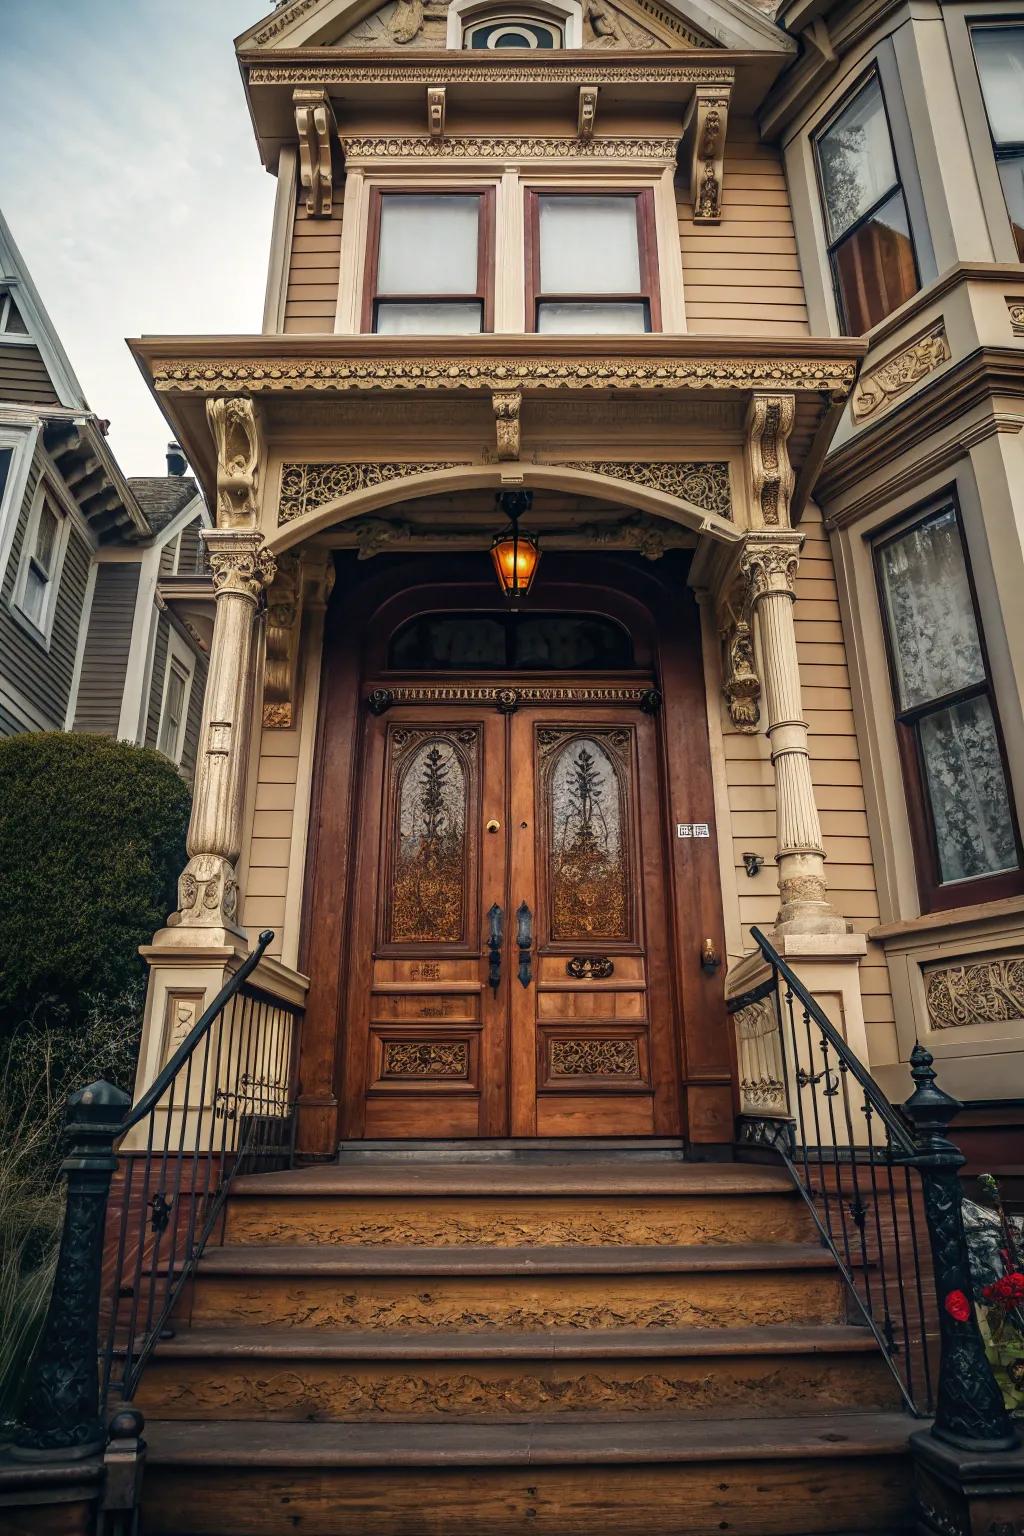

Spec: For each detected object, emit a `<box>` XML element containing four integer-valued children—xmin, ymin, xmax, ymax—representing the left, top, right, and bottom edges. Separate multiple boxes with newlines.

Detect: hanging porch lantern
<box><xmin>490</xmin><ymin>490</ymin><xmax>540</xmax><ymax>599</ymax></box>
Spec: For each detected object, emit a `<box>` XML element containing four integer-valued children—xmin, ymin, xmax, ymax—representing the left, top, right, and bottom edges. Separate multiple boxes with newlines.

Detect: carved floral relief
<box><xmin>925</xmin><ymin>957</ymin><xmax>1024</xmax><ymax>1030</ymax></box>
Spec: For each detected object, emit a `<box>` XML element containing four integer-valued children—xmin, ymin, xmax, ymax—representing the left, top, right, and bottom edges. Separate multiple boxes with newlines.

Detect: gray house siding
<box><xmin>0</xmin><ymin>451</ymin><xmax>92</xmax><ymax>730</ymax></box>
<box><xmin>72</xmin><ymin>562</ymin><xmax>141</xmax><ymax>735</ymax></box>
<box><xmin>0</xmin><ymin>700</ymin><xmax>25</xmax><ymax>736</ymax></box>
<box><xmin>178</xmin><ymin>520</ymin><xmax>205</xmax><ymax>575</ymax></box>
<box><xmin>144</xmin><ymin>612</ymin><xmax>170</xmax><ymax>749</ymax></box>
<box><xmin>181</xmin><ymin>649</ymin><xmax>208</xmax><ymax>778</ymax></box>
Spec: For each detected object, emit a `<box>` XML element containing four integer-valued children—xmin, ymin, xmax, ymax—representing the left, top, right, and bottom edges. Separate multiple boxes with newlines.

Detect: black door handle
<box><xmin>487</xmin><ymin>903</ymin><xmax>503</xmax><ymax>995</ymax></box>
<box><xmin>516</xmin><ymin>901</ymin><xmax>533</xmax><ymax>988</ymax></box>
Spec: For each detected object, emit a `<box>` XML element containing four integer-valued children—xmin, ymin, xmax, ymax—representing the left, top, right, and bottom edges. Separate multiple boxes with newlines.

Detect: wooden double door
<box><xmin>342</xmin><ymin>699</ymin><xmax>681</xmax><ymax>1138</ymax></box>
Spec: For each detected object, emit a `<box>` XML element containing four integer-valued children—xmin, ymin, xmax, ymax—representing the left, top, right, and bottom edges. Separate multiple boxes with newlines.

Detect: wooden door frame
<box><xmin>296</xmin><ymin>551</ymin><xmax>731</xmax><ymax>1159</ymax></box>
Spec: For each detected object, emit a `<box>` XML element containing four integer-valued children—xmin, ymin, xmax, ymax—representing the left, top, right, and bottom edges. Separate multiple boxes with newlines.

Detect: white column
<box><xmin>742</xmin><ymin>531</ymin><xmax>846</xmax><ymax>936</ymax></box>
<box><xmin>169</xmin><ymin>529</ymin><xmax>276</xmax><ymax>934</ymax></box>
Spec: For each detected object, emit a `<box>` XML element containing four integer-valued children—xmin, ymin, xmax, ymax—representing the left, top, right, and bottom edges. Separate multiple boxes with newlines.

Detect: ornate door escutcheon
<box><xmin>566</xmin><ymin>956</ymin><xmax>615</xmax><ymax>980</ymax></box>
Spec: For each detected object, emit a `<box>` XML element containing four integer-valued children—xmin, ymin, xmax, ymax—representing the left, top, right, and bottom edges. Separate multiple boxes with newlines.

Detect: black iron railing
<box><xmin>13</xmin><ymin>930</ymin><xmax>302</xmax><ymax>1458</ymax></box>
<box><xmin>729</xmin><ymin>926</ymin><xmax>1018</xmax><ymax>1451</ymax></box>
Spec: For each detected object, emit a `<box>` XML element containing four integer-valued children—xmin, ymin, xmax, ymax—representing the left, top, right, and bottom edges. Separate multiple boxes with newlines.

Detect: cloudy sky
<box><xmin>0</xmin><ymin>1</ymin><xmax>277</xmax><ymax>476</ymax></box>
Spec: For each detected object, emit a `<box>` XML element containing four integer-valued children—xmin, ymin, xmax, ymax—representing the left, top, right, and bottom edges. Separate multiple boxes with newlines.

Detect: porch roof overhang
<box><xmin>129</xmin><ymin>334</ymin><xmax>865</xmax><ymax>527</ymax></box>
<box><xmin>237</xmin><ymin>49</ymin><xmax>790</xmax><ymax>168</ymax></box>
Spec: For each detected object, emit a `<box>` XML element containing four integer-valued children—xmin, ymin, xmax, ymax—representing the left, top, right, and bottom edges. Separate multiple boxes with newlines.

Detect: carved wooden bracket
<box><xmin>745</xmin><ymin>394</ymin><xmax>795</xmax><ymax>528</ymax></box>
<box><xmin>493</xmin><ymin>389</ymin><xmax>522</xmax><ymax>461</ymax></box>
<box><xmin>718</xmin><ymin>575</ymin><xmax>761</xmax><ymax>733</ymax></box>
<box><xmin>427</xmin><ymin>86</ymin><xmax>446</xmax><ymax>138</ymax></box>
<box><xmin>683</xmin><ymin>87</ymin><xmax>730</xmax><ymax>224</ymax></box>
<box><xmin>294</xmin><ymin>88</ymin><xmax>339</xmax><ymax>217</ymax></box>
<box><xmin>578</xmin><ymin>86</ymin><xmax>599</xmax><ymax>141</ymax></box>
<box><xmin>263</xmin><ymin>553</ymin><xmax>304</xmax><ymax>729</ymax></box>
<box><xmin>206</xmin><ymin>398</ymin><xmax>262</xmax><ymax>529</ymax></box>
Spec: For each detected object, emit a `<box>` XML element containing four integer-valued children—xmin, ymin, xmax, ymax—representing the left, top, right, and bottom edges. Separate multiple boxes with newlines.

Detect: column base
<box><xmin>169</xmin><ymin>853</ymin><xmax>244</xmax><ymax>934</ymax></box>
<box><xmin>911</xmin><ymin>1427</ymin><xmax>1024</xmax><ymax>1534</ymax></box>
<box><xmin>772</xmin><ymin>903</ymin><xmax>850</xmax><ymax>937</ymax></box>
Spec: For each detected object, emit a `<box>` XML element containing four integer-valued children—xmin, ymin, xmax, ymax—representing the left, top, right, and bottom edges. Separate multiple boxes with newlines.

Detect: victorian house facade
<box><xmin>102</xmin><ymin>0</ymin><xmax>1024</xmax><ymax>1526</ymax></box>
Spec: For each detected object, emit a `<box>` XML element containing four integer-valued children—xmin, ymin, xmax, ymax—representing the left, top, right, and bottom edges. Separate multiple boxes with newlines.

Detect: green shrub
<box><xmin>0</xmin><ymin>733</ymin><xmax>190</xmax><ymax>1036</ymax></box>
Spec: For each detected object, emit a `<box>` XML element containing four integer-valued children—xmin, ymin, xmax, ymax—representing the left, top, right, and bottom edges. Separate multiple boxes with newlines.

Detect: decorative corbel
<box><xmin>683</xmin><ymin>87</ymin><xmax>730</xmax><ymax>224</ymax></box>
<box><xmin>492</xmin><ymin>390</ymin><xmax>522</xmax><ymax>461</ymax></box>
<box><xmin>745</xmin><ymin>394</ymin><xmax>796</xmax><ymax>528</ymax></box>
<box><xmin>262</xmin><ymin>553</ymin><xmax>304</xmax><ymax>729</ymax></box>
<box><xmin>718</xmin><ymin>575</ymin><xmax>761</xmax><ymax>733</ymax></box>
<box><xmin>206</xmin><ymin>398</ymin><xmax>262</xmax><ymax>529</ymax></box>
<box><xmin>294</xmin><ymin>88</ymin><xmax>339</xmax><ymax>218</ymax></box>
<box><xmin>578</xmin><ymin>86</ymin><xmax>599</xmax><ymax>141</ymax></box>
<box><xmin>427</xmin><ymin>86</ymin><xmax>446</xmax><ymax>138</ymax></box>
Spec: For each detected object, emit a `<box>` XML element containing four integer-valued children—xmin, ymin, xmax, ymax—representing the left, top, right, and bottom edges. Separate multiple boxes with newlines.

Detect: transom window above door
<box><xmin>364</xmin><ymin>190</ymin><xmax>494</xmax><ymax>334</ymax></box>
<box><xmin>526</xmin><ymin>191</ymin><xmax>660</xmax><ymax>333</ymax></box>
<box><xmin>463</xmin><ymin>10</ymin><xmax>563</xmax><ymax>46</ymax></box>
<box><xmin>813</xmin><ymin>73</ymin><xmax>919</xmax><ymax>335</ymax></box>
<box><xmin>971</xmin><ymin>25</ymin><xmax>1024</xmax><ymax>260</ymax></box>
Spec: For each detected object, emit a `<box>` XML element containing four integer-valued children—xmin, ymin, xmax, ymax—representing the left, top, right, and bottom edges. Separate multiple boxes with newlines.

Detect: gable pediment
<box><xmin>239</xmin><ymin>0</ymin><xmax>791</xmax><ymax>52</ymax></box>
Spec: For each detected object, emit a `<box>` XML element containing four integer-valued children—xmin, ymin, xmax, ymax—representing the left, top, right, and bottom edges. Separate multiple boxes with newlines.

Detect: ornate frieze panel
<box><xmin>555</xmin><ymin>460</ymin><xmax>731</xmax><ymax>517</ymax></box>
<box><xmin>248</xmin><ymin>62</ymin><xmax>735</xmax><ymax>87</ymax></box>
<box><xmin>924</xmin><ymin>957</ymin><xmax>1024</xmax><ymax>1030</ymax></box>
<box><xmin>381</xmin><ymin>1040</ymin><xmax>470</xmax><ymax>1077</ymax></box>
<box><xmin>374</xmin><ymin>684</ymin><xmax>654</xmax><ymax>706</ymax></box>
<box><xmin>155</xmin><ymin>356</ymin><xmax>859</xmax><ymax>397</ymax></box>
<box><xmin>549</xmin><ymin>1038</ymin><xmax>642</xmax><ymax>1076</ymax></box>
<box><xmin>339</xmin><ymin>134</ymin><xmax>679</xmax><ymax>160</ymax></box>
<box><xmin>851</xmin><ymin>324</ymin><xmax>951</xmax><ymax>423</ymax></box>
<box><xmin>278</xmin><ymin>460</ymin><xmax>465</xmax><ymax>523</ymax></box>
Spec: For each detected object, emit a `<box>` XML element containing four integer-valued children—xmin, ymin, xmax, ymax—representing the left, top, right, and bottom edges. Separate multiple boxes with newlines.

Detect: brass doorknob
<box><xmin>486</xmin><ymin>818</ymin><xmax>501</xmax><ymax>833</ymax></box>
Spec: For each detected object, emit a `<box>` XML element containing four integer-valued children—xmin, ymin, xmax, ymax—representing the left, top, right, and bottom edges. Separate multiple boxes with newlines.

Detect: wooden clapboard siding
<box><xmin>678</xmin><ymin>124</ymin><xmax>809</xmax><ymax>337</ymax></box>
<box><xmin>239</xmin><ymin>723</ymin><xmax>302</xmax><ymax>953</ymax></box>
<box><xmin>178</xmin><ymin>517</ymin><xmax>206</xmax><ymax>575</ymax></box>
<box><xmin>721</xmin><ymin>502</ymin><xmax>895</xmax><ymax>1054</ymax></box>
<box><xmin>73</xmin><ymin>561</ymin><xmax>141</xmax><ymax>735</ymax></box>
<box><xmin>145</xmin><ymin>612</ymin><xmax>170</xmax><ymax>749</ymax></box>
<box><xmin>181</xmin><ymin>648</ymin><xmax>208</xmax><ymax>780</ymax></box>
<box><xmin>284</xmin><ymin>193</ymin><xmax>343</xmax><ymax>334</ymax></box>
<box><xmin>0</xmin><ymin>451</ymin><xmax>92</xmax><ymax>730</ymax></box>
<box><xmin>0</xmin><ymin>339</ymin><xmax>59</xmax><ymax>405</ymax></box>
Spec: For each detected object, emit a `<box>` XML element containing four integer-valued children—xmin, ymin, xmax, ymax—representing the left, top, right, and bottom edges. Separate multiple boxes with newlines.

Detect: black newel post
<box><xmin>902</xmin><ymin>1044</ymin><xmax>1020</xmax><ymax>1452</ymax></box>
<box><xmin>13</xmin><ymin>1077</ymin><xmax>131</xmax><ymax>1460</ymax></box>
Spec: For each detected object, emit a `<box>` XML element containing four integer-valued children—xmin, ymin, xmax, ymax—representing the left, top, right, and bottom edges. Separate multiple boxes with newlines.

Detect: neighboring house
<box><xmin>0</xmin><ymin>208</ymin><xmax>212</xmax><ymax>774</ymax></box>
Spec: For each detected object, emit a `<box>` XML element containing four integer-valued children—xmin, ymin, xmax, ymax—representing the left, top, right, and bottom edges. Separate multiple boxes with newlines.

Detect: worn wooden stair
<box><xmin>136</xmin><ymin>1159</ymin><xmax>916</xmax><ymax>1535</ymax></box>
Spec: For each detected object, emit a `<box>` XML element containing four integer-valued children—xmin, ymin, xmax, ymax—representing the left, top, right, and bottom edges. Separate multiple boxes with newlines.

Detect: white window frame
<box><xmin>447</xmin><ymin>0</ymin><xmax>582</xmax><ymax>46</ymax></box>
<box><xmin>157</xmin><ymin>628</ymin><xmax>195</xmax><ymax>766</ymax></box>
<box><xmin>11</xmin><ymin>479</ymin><xmax>72</xmax><ymax>647</ymax></box>
<box><xmin>945</xmin><ymin>6</ymin><xmax>1024</xmax><ymax>264</ymax></box>
<box><xmin>0</xmin><ymin>287</ymin><xmax>33</xmax><ymax>343</ymax></box>
<box><xmin>0</xmin><ymin>422</ymin><xmax>39</xmax><ymax>591</ymax></box>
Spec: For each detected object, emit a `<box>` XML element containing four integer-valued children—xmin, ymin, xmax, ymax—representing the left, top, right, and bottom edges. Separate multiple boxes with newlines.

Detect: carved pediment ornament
<box><xmin>206</xmin><ymin>397</ymin><xmax>261</xmax><ymax>528</ymax></box>
<box><xmin>294</xmin><ymin>88</ymin><xmax>339</xmax><ymax>218</ymax></box>
<box><xmin>851</xmin><ymin>323</ymin><xmax>951</xmax><ymax>422</ymax></box>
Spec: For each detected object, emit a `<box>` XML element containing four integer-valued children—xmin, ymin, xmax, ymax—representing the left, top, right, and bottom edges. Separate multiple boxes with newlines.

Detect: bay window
<box><xmin>525</xmin><ymin>191</ymin><xmax>659</xmax><ymax>333</ymax></box>
<box><xmin>363</xmin><ymin>190</ymin><xmax>494</xmax><ymax>334</ymax></box>
<box><xmin>874</xmin><ymin>500</ymin><xmax>1022</xmax><ymax>909</ymax></box>
<box><xmin>813</xmin><ymin>73</ymin><xmax>919</xmax><ymax>335</ymax></box>
<box><xmin>971</xmin><ymin>25</ymin><xmax>1024</xmax><ymax>260</ymax></box>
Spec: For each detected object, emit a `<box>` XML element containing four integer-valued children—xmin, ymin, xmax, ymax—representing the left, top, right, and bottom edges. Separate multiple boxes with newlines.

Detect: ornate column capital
<box><xmin>206</xmin><ymin>397</ymin><xmax>263</xmax><ymax>528</ymax></box>
<box><xmin>739</xmin><ymin>529</ymin><xmax>802</xmax><ymax>602</ymax></box>
<box><xmin>745</xmin><ymin>393</ymin><xmax>796</xmax><ymax>529</ymax></box>
<box><xmin>203</xmin><ymin>529</ymin><xmax>277</xmax><ymax>604</ymax></box>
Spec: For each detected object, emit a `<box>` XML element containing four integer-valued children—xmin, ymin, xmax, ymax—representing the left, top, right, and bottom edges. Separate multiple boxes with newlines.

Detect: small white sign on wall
<box><xmin>677</xmin><ymin>823</ymin><xmax>710</xmax><ymax>838</ymax></box>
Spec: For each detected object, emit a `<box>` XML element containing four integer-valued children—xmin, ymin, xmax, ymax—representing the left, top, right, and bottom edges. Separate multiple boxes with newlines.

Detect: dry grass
<box><xmin>0</xmin><ymin>989</ymin><xmax>143</xmax><ymax>1425</ymax></box>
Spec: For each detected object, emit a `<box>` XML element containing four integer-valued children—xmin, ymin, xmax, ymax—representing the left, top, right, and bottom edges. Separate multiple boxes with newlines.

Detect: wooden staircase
<box><xmin>135</xmin><ymin>1157</ymin><xmax>916</xmax><ymax>1535</ymax></box>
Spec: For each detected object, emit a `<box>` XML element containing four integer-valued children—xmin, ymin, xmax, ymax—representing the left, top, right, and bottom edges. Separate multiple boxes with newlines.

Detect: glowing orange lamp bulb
<box><xmin>490</xmin><ymin>491</ymin><xmax>539</xmax><ymax>599</ymax></box>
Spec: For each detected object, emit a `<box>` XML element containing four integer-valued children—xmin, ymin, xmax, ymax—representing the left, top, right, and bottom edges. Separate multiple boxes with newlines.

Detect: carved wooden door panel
<box><xmin>507</xmin><ymin>709</ymin><xmax>680</xmax><ymax>1137</ymax></box>
<box><xmin>342</xmin><ymin>708</ymin><xmax>508</xmax><ymax>1138</ymax></box>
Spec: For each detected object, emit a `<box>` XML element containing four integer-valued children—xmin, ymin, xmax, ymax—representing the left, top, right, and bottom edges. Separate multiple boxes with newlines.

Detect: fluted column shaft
<box><xmin>743</xmin><ymin>532</ymin><xmax>846</xmax><ymax>935</ymax></box>
<box><xmin>173</xmin><ymin>529</ymin><xmax>276</xmax><ymax>932</ymax></box>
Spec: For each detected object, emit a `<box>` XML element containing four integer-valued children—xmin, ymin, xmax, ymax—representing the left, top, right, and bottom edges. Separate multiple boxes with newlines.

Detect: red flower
<box><xmin>944</xmin><ymin>1290</ymin><xmax>972</xmax><ymax>1322</ymax></box>
<box><xmin>982</xmin><ymin>1272</ymin><xmax>1024</xmax><ymax>1309</ymax></box>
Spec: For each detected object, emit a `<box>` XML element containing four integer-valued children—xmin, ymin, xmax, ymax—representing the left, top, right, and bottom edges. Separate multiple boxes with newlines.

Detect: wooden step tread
<box><xmin>153</xmin><ymin>1324</ymin><xmax>882</xmax><ymax>1361</ymax></box>
<box><xmin>143</xmin><ymin>1412</ymin><xmax>914</xmax><ymax>1468</ymax></box>
<box><xmin>197</xmin><ymin>1242</ymin><xmax>835</xmax><ymax>1276</ymax></box>
<box><xmin>231</xmin><ymin>1162</ymin><xmax>796</xmax><ymax>1198</ymax></box>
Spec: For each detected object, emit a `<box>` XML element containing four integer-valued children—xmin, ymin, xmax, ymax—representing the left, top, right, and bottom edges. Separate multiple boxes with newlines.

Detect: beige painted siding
<box><xmin>239</xmin><ymin>723</ymin><xmax>301</xmax><ymax>954</ymax></box>
<box><xmin>0</xmin><ymin>340</ymin><xmax>60</xmax><ymax>405</ymax></box>
<box><xmin>678</xmin><ymin>122</ymin><xmax>809</xmax><ymax>337</ymax></box>
<box><xmin>721</xmin><ymin>502</ymin><xmax>896</xmax><ymax>1062</ymax></box>
<box><xmin>284</xmin><ymin>191</ymin><xmax>343</xmax><ymax>334</ymax></box>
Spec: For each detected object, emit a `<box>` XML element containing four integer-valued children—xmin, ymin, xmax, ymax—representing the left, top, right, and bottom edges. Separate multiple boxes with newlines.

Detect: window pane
<box><xmin>390</xmin><ymin>615</ymin><xmax>508</xmax><ymax>669</ymax></box>
<box><xmin>467</xmin><ymin>18</ymin><xmax>558</xmax><ymax>46</ymax></box>
<box><xmin>538</xmin><ymin>196</ymin><xmax>641</xmax><ymax>294</ymax></box>
<box><xmin>832</xmin><ymin>189</ymin><xmax>917</xmax><ymax>333</ymax></box>
<box><xmin>537</xmin><ymin>301</ymin><xmax>648</xmax><ymax>334</ymax></box>
<box><xmin>817</xmin><ymin>76</ymin><xmax>898</xmax><ymax>241</ymax></box>
<box><xmin>375</xmin><ymin>300</ymin><xmax>483</xmax><ymax>335</ymax></box>
<box><xmin>22</xmin><ymin>565</ymin><xmax>46</xmax><ymax>626</ymax></box>
<box><xmin>878</xmin><ymin>508</ymin><xmax>985</xmax><ymax>712</ymax></box>
<box><xmin>997</xmin><ymin>155</ymin><xmax>1024</xmax><ymax>260</ymax></box>
<box><xmin>160</xmin><ymin>669</ymin><xmax>187</xmax><ymax>757</ymax></box>
<box><xmin>377</xmin><ymin>195</ymin><xmax>480</xmax><ymax>295</ymax></box>
<box><xmin>0</xmin><ymin>449</ymin><xmax>12</xmax><ymax>508</ymax></box>
<box><xmin>972</xmin><ymin>27</ymin><xmax>1024</xmax><ymax>146</ymax></box>
<box><xmin>919</xmin><ymin>696</ymin><xmax>1018</xmax><ymax>882</ymax></box>
<box><xmin>35</xmin><ymin>504</ymin><xmax>59</xmax><ymax>572</ymax></box>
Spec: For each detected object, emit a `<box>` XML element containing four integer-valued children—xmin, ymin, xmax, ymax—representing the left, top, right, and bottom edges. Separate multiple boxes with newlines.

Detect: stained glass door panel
<box><xmin>507</xmin><ymin>711</ymin><xmax>680</xmax><ymax>1137</ymax></box>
